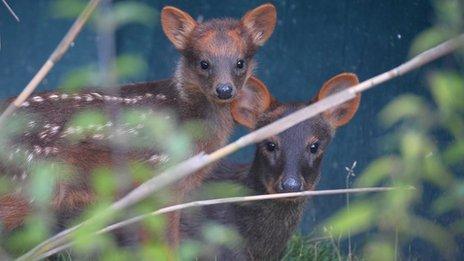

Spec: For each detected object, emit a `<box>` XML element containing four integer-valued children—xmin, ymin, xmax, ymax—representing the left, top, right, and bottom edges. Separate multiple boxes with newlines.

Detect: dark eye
<box><xmin>200</xmin><ymin>60</ymin><xmax>209</xmax><ymax>70</ymax></box>
<box><xmin>265</xmin><ymin>141</ymin><xmax>277</xmax><ymax>152</ymax></box>
<box><xmin>309</xmin><ymin>142</ymin><xmax>319</xmax><ymax>154</ymax></box>
<box><xmin>236</xmin><ymin>59</ymin><xmax>245</xmax><ymax>69</ymax></box>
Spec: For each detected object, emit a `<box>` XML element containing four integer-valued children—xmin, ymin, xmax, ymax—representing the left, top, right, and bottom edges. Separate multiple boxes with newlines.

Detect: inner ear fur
<box><xmin>317</xmin><ymin>73</ymin><xmax>361</xmax><ymax>127</ymax></box>
<box><xmin>161</xmin><ymin>6</ymin><xmax>197</xmax><ymax>50</ymax></box>
<box><xmin>241</xmin><ymin>3</ymin><xmax>277</xmax><ymax>46</ymax></box>
<box><xmin>231</xmin><ymin>76</ymin><xmax>272</xmax><ymax>129</ymax></box>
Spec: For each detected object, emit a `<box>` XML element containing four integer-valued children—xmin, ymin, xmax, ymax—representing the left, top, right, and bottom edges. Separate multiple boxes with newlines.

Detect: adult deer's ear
<box><xmin>231</xmin><ymin>76</ymin><xmax>271</xmax><ymax>129</ymax></box>
<box><xmin>317</xmin><ymin>73</ymin><xmax>361</xmax><ymax>127</ymax></box>
<box><xmin>241</xmin><ymin>3</ymin><xmax>277</xmax><ymax>46</ymax></box>
<box><xmin>161</xmin><ymin>6</ymin><xmax>197</xmax><ymax>50</ymax></box>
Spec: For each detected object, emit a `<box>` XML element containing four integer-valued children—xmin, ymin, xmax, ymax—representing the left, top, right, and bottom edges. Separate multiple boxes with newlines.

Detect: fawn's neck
<box><xmin>173</xmin><ymin>61</ymin><xmax>235</xmax><ymax>151</ymax></box>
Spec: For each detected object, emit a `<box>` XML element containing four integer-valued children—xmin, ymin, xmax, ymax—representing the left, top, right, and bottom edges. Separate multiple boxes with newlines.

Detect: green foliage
<box><xmin>52</xmin><ymin>0</ymin><xmax>158</xmax><ymax>29</ymax></box>
<box><xmin>282</xmin><ymin>234</ymin><xmax>345</xmax><ymax>261</ymax></box>
<box><xmin>59</xmin><ymin>54</ymin><xmax>148</xmax><ymax>91</ymax></box>
<box><xmin>410</xmin><ymin>0</ymin><xmax>463</xmax><ymax>55</ymax></box>
<box><xmin>324</xmin><ymin>1</ymin><xmax>464</xmax><ymax>258</ymax></box>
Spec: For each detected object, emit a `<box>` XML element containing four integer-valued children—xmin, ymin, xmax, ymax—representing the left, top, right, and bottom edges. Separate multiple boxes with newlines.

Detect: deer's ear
<box><xmin>241</xmin><ymin>3</ymin><xmax>277</xmax><ymax>46</ymax></box>
<box><xmin>232</xmin><ymin>76</ymin><xmax>271</xmax><ymax>129</ymax></box>
<box><xmin>317</xmin><ymin>73</ymin><xmax>361</xmax><ymax>127</ymax></box>
<box><xmin>161</xmin><ymin>6</ymin><xmax>197</xmax><ymax>50</ymax></box>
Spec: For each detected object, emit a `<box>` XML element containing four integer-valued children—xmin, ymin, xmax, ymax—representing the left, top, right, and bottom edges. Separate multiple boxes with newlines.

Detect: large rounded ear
<box><xmin>231</xmin><ymin>76</ymin><xmax>272</xmax><ymax>129</ymax></box>
<box><xmin>241</xmin><ymin>3</ymin><xmax>277</xmax><ymax>46</ymax></box>
<box><xmin>317</xmin><ymin>73</ymin><xmax>361</xmax><ymax>127</ymax></box>
<box><xmin>161</xmin><ymin>6</ymin><xmax>197</xmax><ymax>50</ymax></box>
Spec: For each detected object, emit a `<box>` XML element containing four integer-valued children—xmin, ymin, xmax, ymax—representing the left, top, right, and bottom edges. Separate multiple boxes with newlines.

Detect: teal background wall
<box><xmin>1</xmin><ymin>0</ymin><xmax>458</xmax><ymax>258</ymax></box>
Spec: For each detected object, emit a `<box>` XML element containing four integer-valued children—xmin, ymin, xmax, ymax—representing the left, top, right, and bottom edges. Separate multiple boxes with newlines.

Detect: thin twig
<box><xmin>0</xmin><ymin>0</ymin><xmax>101</xmax><ymax>129</ymax></box>
<box><xmin>38</xmin><ymin>187</ymin><xmax>402</xmax><ymax>259</ymax></box>
<box><xmin>1</xmin><ymin>0</ymin><xmax>20</xmax><ymax>22</ymax></box>
<box><xmin>19</xmin><ymin>34</ymin><xmax>464</xmax><ymax>260</ymax></box>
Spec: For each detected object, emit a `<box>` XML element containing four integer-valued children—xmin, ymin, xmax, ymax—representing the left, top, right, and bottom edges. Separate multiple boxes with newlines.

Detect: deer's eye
<box><xmin>265</xmin><ymin>141</ymin><xmax>278</xmax><ymax>152</ymax></box>
<box><xmin>309</xmin><ymin>142</ymin><xmax>319</xmax><ymax>154</ymax></box>
<box><xmin>200</xmin><ymin>60</ymin><xmax>209</xmax><ymax>70</ymax></box>
<box><xmin>236</xmin><ymin>59</ymin><xmax>245</xmax><ymax>69</ymax></box>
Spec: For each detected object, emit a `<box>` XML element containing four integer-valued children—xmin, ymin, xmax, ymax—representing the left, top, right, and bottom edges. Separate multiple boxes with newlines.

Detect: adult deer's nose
<box><xmin>278</xmin><ymin>177</ymin><xmax>303</xmax><ymax>193</ymax></box>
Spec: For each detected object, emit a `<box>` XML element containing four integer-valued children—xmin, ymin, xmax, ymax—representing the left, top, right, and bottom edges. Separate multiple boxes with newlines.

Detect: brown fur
<box><xmin>0</xmin><ymin>195</ymin><xmax>30</xmax><ymax>230</ymax></box>
<box><xmin>0</xmin><ymin>5</ymin><xmax>277</xmax><ymax>248</ymax></box>
<box><xmin>181</xmin><ymin>73</ymin><xmax>362</xmax><ymax>260</ymax></box>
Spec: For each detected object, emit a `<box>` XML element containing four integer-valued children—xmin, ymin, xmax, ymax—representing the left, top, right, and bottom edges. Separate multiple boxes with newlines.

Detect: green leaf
<box><xmin>429</xmin><ymin>71</ymin><xmax>464</xmax><ymax>115</ymax></box>
<box><xmin>29</xmin><ymin>162</ymin><xmax>66</xmax><ymax>205</ymax></box>
<box><xmin>140</xmin><ymin>244</ymin><xmax>171</xmax><ymax>260</ymax></box>
<box><xmin>379</xmin><ymin>94</ymin><xmax>428</xmax><ymax>128</ymax></box>
<box><xmin>355</xmin><ymin>156</ymin><xmax>399</xmax><ymax>187</ymax></box>
<box><xmin>198</xmin><ymin>181</ymin><xmax>251</xmax><ymax>199</ymax></box>
<box><xmin>115</xmin><ymin>54</ymin><xmax>148</xmax><ymax>81</ymax></box>
<box><xmin>179</xmin><ymin>240</ymin><xmax>202</xmax><ymax>261</ymax></box>
<box><xmin>202</xmin><ymin>222</ymin><xmax>241</xmax><ymax>247</ymax></box>
<box><xmin>51</xmin><ymin>0</ymin><xmax>87</xmax><ymax>19</ymax></box>
<box><xmin>324</xmin><ymin>201</ymin><xmax>376</xmax><ymax>237</ymax></box>
<box><xmin>400</xmin><ymin>132</ymin><xmax>428</xmax><ymax>160</ymax></box>
<box><xmin>59</xmin><ymin>65</ymin><xmax>100</xmax><ymax>92</ymax></box>
<box><xmin>364</xmin><ymin>240</ymin><xmax>395</xmax><ymax>261</ymax></box>
<box><xmin>113</xmin><ymin>2</ymin><xmax>158</xmax><ymax>28</ymax></box>
<box><xmin>92</xmin><ymin>167</ymin><xmax>117</xmax><ymax>199</ymax></box>
<box><xmin>410</xmin><ymin>27</ymin><xmax>450</xmax><ymax>55</ymax></box>
<box><xmin>406</xmin><ymin>216</ymin><xmax>456</xmax><ymax>257</ymax></box>
<box><xmin>422</xmin><ymin>153</ymin><xmax>453</xmax><ymax>188</ymax></box>
<box><xmin>68</xmin><ymin>110</ymin><xmax>108</xmax><ymax>129</ymax></box>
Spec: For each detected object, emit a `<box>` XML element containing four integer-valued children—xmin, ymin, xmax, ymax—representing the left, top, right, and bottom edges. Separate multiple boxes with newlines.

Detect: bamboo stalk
<box><xmin>18</xmin><ymin>35</ymin><xmax>464</xmax><ymax>260</ymax></box>
<box><xmin>38</xmin><ymin>186</ymin><xmax>405</xmax><ymax>259</ymax></box>
<box><xmin>0</xmin><ymin>0</ymin><xmax>101</xmax><ymax>129</ymax></box>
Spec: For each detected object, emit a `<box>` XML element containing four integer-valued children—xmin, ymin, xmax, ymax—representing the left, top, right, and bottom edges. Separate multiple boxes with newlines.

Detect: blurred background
<box><xmin>0</xmin><ymin>0</ymin><xmax>462</xmax><ymax>259</ymax></box>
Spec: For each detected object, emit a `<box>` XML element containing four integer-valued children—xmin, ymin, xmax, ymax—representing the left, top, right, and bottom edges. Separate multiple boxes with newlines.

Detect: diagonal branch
<box><xmin>0</xmin><ymin>0</ymin><xmax>101</xmax><ymax>129</ymax></box>
<box><xmin>18</xmin><ymin>34</ymin><xmax>464</xmax><ymax>260</ymax></box>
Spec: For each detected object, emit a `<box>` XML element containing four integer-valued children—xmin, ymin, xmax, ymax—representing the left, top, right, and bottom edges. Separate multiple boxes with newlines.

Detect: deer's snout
<box><xmin>215</xmin><ymin>83</ymin><xmax>235</xmax><ymax>100</ymax></box>
<box><xmin>278</xmin><ymin>177</ymin><xmax>304</xmax><ymax>193</ymax></box>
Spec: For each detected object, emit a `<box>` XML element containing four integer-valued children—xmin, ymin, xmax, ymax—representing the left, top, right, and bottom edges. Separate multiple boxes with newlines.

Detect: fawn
<box><xmin>0</xmin><ymin>3</ymin><xmax>276</xmax><ymax>243</ymax></box>
<box><xmin>180</xmin><ymin>73</ymin><xmax>361</xmax><ymax>260</ymax></box>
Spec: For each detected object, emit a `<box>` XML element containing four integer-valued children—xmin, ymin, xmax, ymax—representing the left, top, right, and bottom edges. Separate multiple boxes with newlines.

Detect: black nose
<box><xmin>279</xmin><ymin>178</ymin><xmax>303</xmax><ymax>193</ymax></box>
<box><xmin>216</xmin><ymin>84</ymin><xmax>234</xmax><ymax>100</ymax></box>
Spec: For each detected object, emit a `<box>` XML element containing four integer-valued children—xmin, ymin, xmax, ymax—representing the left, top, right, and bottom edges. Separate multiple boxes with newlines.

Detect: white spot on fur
<box><xmin>33</xmin><ymin>145</ymin><xmax>42</xmax><ymax>154</ymax></box>
<box><xmin>83</xmin><ymin>94</ymin><xmax>94</xmax><ymax>102</ymax></box>
<box><xmin>49</xmin><ymin>94</ymin><xmax>59</xmax><ymax>100</ymax></box>
<box><xmin>148</xmin><ymin>154</ymin><xmax>170</xmax><ymax>164</ymax></box>
<box><xmin>91</xmin><ymin>92</ymin><xmax>103</xmax><ymax>99</ymax></box>
<box><xmin>92</xmin><ymin>134</ymin><xmax>105</xmax><ymax>140</ymax></box>
<box><xmin>156</xmin><ymin>94</ymin><xmax>167</xmax><ymax>100</ymax></box>
<box><xmin>32</xmin><ymin>96</ymin><xmax>44</xmax><ymax>102</ymax></box>
<box><xmin>21</xmin><ymin>101</ymin><xmax>30</xmax><ymax>107</ymax></box>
